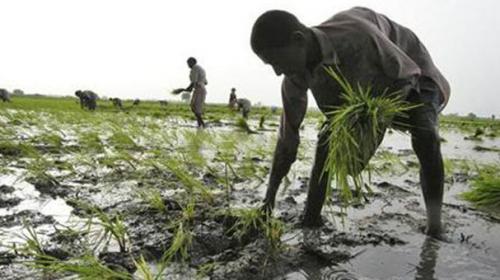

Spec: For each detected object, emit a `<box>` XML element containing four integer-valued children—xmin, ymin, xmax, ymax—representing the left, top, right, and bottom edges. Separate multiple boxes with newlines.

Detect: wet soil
<box><xmin>0</xmin><ymin>116</ymin><xmax>499</xmax><ymax>279</ymax></box>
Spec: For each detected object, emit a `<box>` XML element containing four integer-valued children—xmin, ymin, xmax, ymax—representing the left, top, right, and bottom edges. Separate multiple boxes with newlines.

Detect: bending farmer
<box><xmin>250</xmin><ymin>7</ymin><xmax>450</xmax><ymax>238</ymax></box>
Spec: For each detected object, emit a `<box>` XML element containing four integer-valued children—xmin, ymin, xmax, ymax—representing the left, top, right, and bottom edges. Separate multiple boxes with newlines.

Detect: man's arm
<box><xmin>263</xmin><ymin>77</ymin><xmax>308</xmax><ymax>211</ymax></box>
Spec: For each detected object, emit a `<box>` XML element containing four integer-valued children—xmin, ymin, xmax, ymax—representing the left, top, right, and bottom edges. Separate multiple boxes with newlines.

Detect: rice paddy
<box><xmin>1</xmin><ymin>94</ymin><xmax>500</xmax><ymax>279</ymax></box>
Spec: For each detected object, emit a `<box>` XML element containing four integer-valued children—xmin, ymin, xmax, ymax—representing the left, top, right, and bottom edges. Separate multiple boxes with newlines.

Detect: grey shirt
<box><xmin>189</xmin><ymin>64</ymin><xmax>208</xmax><ymax>87</ymax></box>
<box><xmin>237</xmin><ymin>98</ymin><xmax>252</xmax><ymax>111</ymax></box>
<box><xmin>270</xmin><ymin>7</ymin><xmax>450</xmax><ymax>185</ymax></box>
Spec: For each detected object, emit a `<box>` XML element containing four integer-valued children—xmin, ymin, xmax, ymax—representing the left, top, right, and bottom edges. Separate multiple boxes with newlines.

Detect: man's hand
<box><xmin>171</xmin><ymin>88</ymin><xmax>185</xmax><ymax>95</ymax></box>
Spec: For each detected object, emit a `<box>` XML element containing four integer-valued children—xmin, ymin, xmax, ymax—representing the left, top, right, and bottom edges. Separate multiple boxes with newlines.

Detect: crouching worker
<box><xmin>228</xmin><ymin>88</ymin><xmax>252</xmax><ymax>118</ymax></box>
<box><xmin>250</xmin><ymin>7</ymin><xmax>450</xmax><ymax>238</ymax></box>
<box><xmin>173</xmin><ymin>57</ymin><xmax>208</xmax><ymax>128</ymax></box>
<box><xmin>75</xmin><ymin>90</ymin><xmax>98</xmax><ymax>111</ymax></box>
<box><xmin>0</xmin><ymin>89</ymin><xmax>11</xmax><ymax>102</ymax></box>
<box><xmin>109</xmin><ymin>97</ymin><xmax>123</xmax><ymax>109</ymax></box>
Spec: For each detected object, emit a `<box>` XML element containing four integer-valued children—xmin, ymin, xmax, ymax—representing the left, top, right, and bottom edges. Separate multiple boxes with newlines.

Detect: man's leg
<box><xmin>408</xmin><ymin>89</ymin><xmax>444</xmax><ymax>237</ymax></box>
<box><xmin>303</xmin><ymin>125</ymin><xmax>330</xmax><ymax>228</ymax></box>
<box><xmin>192</xmin><ymin>87</ymin><xmax>207</xmax><ymax>128</ymax></box>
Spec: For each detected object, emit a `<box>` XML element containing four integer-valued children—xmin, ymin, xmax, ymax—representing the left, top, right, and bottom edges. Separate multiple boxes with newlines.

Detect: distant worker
<box><xmin>133</xmin><ymin>99</ymin><xmax>140</xmax><ymax>106</ymax></box>
<box><xmin>75</xmin><ymin>90</ymin><xmax>98</xmax><ymax>111</ymax></box>
<box><xmin>0</xmin><ymin>89</ymin><xmax>11</xmax><ymax>102</ymax></box>
<box><xmin>109</xmin><ymin>97</ymin><xmax>123</xmax><ymax>109</ymax></box>
<box><xmin>173</xmin><ymin>57</ymin><xmax>208</xmax><ymax>128</ymax></box>
<box><xmin>228</xmin><ymin>88</ymin><xmax>252</xmax><ymax>118</ymax></box>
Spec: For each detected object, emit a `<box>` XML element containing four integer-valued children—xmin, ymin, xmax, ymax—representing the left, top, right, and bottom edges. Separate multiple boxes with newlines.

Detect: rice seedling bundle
<box><xmin>322</xmin><ymin>66</ymin><xmax>417</xmax><ymax>204</ymax></box>
<box><xmin>462</xmin><ymin>165</ymin><xmax>500</xmax><ymax>214</ymax></box>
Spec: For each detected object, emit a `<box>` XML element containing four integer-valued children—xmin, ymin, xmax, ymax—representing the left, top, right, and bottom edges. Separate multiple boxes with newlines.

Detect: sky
<box><xmin>1</xmin><ymin>0</ymin><xmax>499</xmax><ymax>116</ymax></box>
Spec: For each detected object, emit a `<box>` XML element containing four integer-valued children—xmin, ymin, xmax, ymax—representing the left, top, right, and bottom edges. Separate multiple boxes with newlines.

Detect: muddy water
<box><xmin>273</xmin><ymin>127</ymin><xmax>500</xmax><ymax>280</ymax></box>
<box><xmin>1</xmin><ymin>115</ymin><xmax>500</xmax><ymax>279</ymax></box>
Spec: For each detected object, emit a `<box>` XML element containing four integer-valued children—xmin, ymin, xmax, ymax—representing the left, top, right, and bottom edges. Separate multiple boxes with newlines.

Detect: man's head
<box><xmin>187</xmin><ymin>57</ymin><xmax>197</xmax><ymax>68</ymax></box>
<box><xmin>251</xmin><ymin>10</ymin><xmax>309</xmax><ymax>77</ymax></box>
<box><xmin>231</xmin><ymin>87</ymin><xmax>236</xmax><ymax>93</ymax></box>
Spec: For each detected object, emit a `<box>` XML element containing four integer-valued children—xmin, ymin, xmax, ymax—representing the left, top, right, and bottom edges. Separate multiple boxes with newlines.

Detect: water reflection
<box><xmin>415</xmin><ymin>237</ymin><xmax>440</xmax><ymax>280</ymax></box>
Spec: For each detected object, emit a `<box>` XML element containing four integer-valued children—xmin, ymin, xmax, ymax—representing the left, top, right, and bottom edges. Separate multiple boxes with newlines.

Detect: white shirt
<box><xmin>189</xmin><ymin>64</ymin><xmax>208</xmax><ymax>86</ymax></box>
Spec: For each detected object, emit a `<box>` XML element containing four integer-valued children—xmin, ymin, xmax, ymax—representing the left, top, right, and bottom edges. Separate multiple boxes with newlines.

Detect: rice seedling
<box><xmin>368</xmin><ymin>148</ymin><xmax>409</xmax><ymax>175</ymax></box>
<box><xmin>163</xmin><ymin>158</ymin><xmax>213</xmax><ymax>203</ymax></box>
<box><xmin>196</xmin><ymin>261</ymin><xmax>219</xmax><ymax>279</ymax></box>
<box><xmin>138</xmin><ymin>188</ymin><xmax>168</xmax><ymax>215</ymax></box>
<box><xmin>15</xmin><ymin>222</ymin><xmax>49</xmax><ymax>260</ymax></box>
<box><xmin>100</xmin><ymin>151</ymin><xmax>138</xmax><ymax>170</ymax></box>
<box><xmin>461</xmin><ymin>165</ymin><xmax>500</xmax><ymax>215</ymax></box>
<box><xmin>321</xmin><ymin>66</ymin><xmax>417</xmax><ymax>204</ymax></box>
<box><xmin>228</xmin><ymin>208</ymin><xmax>285</xmax><ymax>253</ymax></box>
<box><xmin>133</xmin><ymin>254</ymin><xmax>170</xmax><ymax>280</ymax></box>
<box><xmin>0</xmin><ymin>140</ymin><xmax>38</xmax><ymax>158</ymax></box>
<box><xmin>108</xmin><ymin>130</ymin><xmax>138</xmax><ymax>150</ymax></box>
<box><xmin>162</xmin><ymin>221</ymin><xmax>192</xmax><ymax>263</ymax></box>
<box><xmin>72</xmin><ymin>202</ymin><xmax>130</xmax><ymax>253</ymax></box>
<box><xmin>32</xmin><ymin>254</ymin><xmax>133</xmax><ymax>280</ymax></box>
<box><xmin>78</xmin><ymin>131</ymin><xmax>104</xmax><ymax>152</ymax></box>
<box><xmin>179</xmin><ymin>129</ymin><xmax>209</xmax><ymax>168</ymax></box>
<box><xmin>236</xmin><ymin>117</ymin><xmax>256</xmax><ymax>134</ymax></box>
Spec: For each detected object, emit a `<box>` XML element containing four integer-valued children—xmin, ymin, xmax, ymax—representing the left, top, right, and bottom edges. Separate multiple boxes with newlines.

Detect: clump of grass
<box><xmin>461</xmin><ymin>165</ymin><xmax>500</xmax><ymax>214</ymax></box>
<box><xmin>134</xmin><ymin>254</ymin><xmax>168</xmax><ymax>280</ymax></box>
<box><xmin>72</xmin><ymin>202</ymin><xmax>130</xmax><ymax>253</ymax></box>
<box><xmin>162</xmin><ymin>221</ymin><xmax>192</xmax><ymax>263</ymax></box>
<box><xmin>79</xmin><ymin>131</ymin><xmax>103</xmax><ymax>152</ymax></box>
<box><xmin>15</xmin><ymin>223</ymin><xmax>132</xmax><ymax>280</ymax></box>
<box><xmin>0</xmin><ymin>141</ymin><xmax>38</xmax><ymax>157</ymax></box>
<box><xmin>322</xmin><ymin>66</ymin><xmax>417</xmax><ymax>204</ymax></box>
<box><xmin>108</xmin><ymin>130</ymin><xmax>138</xmax><ymax>150</ymax></box>
<box><xmin>236</xmin><ymin>117</ymin><xmax>256</xmax><ymax>134</ymax></box>
<box><xmin>153</xmin><ymin>199</ymin><xmax>196</xmax><ymax>268</ymax></box>
<box><xmin>163</xmin><ymin>158</ymin><xmax>213</xmax><ymax>202</ymax></box>
<box><xmin>228</xmin><ymin>208</ymin><xmax>284</xmax><ymax>253</ymax></box>
<box><xmin>138</xmin><ymin>188</ymin><xmax>168</xmax><ymax>214</ymax></box>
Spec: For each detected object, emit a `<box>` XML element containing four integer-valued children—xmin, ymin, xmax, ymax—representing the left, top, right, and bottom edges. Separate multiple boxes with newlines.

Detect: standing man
<box><xmin>250</xmin><ymin>7</ymin><xmax>450</xmax><ymax>238</ymax></box>
<box><xmin>174</xmin><ymin>57</ymin><xmax>208</xmax><ymax>128</ymax></box>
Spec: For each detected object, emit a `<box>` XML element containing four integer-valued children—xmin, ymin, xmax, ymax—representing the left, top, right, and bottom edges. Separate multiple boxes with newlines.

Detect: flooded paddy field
<box><xmin>1</xmin><ymin>96</ymin><xmax>500</xmax><ymax>279</ymax></box>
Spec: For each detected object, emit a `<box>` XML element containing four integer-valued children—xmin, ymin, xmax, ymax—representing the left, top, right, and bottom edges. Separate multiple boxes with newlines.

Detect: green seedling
<box><xmin>228</xmin><ymin>208</ymin><xmax>285</xmax><ymax>253</ymax></box>
<box><xmin>236</xmin><ymin>117</ymin><xmax>256</xmax><ymax>134</ymax></box>
<box><xmin>138</xmin><ymin>188</ymin><xmax>168</xmax><ymax>215</ymax></box>
<box><xmin>462</xmin><ymin>165</ymin><xmax>500</xmax><ymax>215</ymax></box>
<box><xmin>322</xmin><ymin>66</ymin><xmax>417</xmax><ymax>205</ymax></box>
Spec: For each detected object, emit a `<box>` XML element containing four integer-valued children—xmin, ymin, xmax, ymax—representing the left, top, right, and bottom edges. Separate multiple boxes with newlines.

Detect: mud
<box><xmin>1</xmin><ymin>114</ymin><xmax>500</xmax><ymax>279</ymax></box>
<box><xmin>0</xmin><ymin>210</ymin><xmax>56</xmax><ymax>228</ymax></box>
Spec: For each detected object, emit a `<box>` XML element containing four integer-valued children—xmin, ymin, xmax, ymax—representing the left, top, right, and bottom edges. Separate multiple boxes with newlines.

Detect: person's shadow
<box><xmin>415</xmin><ymin>237</ymin><xmax>440</xmax><ymax>280</ymax></box>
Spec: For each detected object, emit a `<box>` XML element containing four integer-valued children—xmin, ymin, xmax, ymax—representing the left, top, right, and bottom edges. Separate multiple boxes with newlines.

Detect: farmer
<box><xmin>251</xmin><ymin>7</ymin><xmax>450</xmax><ymax>238</ymax></box>
<box><xmin>109</xmin><ymin>97</ymin><xmax>123</xmax><ymax>109</ymax></box>
<box><xmin>229</xmin><ymin>88</ymin><xmax>252</xmax><ymax>118</ymax></box>
<box><xmin>0</xmin><ymin>89</ymin><xmax>11</xmax><ymax>102</ymax></box>
<box><xmin>173</xmin><ymin>57</ymin><xmax>208</xmax><ymax>128</ymax></box>
<box><xmin>75</xmin><ymin>90</ymin><xmax>98</xmax><ymax>111</ymax></box>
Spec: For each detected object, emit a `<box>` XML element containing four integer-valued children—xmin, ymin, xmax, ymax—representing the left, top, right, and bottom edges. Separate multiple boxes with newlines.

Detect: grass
<box><xmin>236</xmin><ymin>117</ymin><xmax>256</xmax><ymax>134</ymax></box>
<box><xmin>14</xmin><ymin>223</ymin><xmax>132</xmax><ymax>280</ymax></box>
<box><xmin>322</xmin><ymin>66</ymin><xmax>417</xmax><ymax>204</ymax></box>
<box><xmin>163</xmin><ymin>158</ymin><xmax>213</xmax><ymax>202</ymax></box>
<box><xmin>71</xmin><ymin>202</ymin><xmax>130</xmax><ymax>253</ymax></box>
<box><xmin>138</xmin><ymin>188</ymin><xmax>169</xmax><ymax>215</ymax></box>
<box><xmin>461</xmin><ymin>165</ymin><xmax>500</xmax><ymax>215</ymax></box>
<box><xmin>228</xmin><ymin>207</ymin><xmax>285</xmax><ymax>253</ymax></box>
